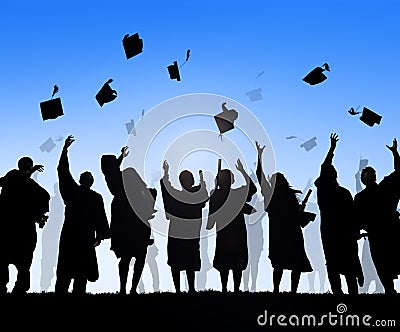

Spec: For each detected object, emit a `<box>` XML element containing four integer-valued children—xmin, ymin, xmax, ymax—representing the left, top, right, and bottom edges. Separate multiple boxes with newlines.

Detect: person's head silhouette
<box><xmin>361</xmin><ymin>166</ymin><xmax>376</xmax><ymax>187</ymax></box>
<box><xmin>179</xmin><ymin>170</ymin><xmax>194</xmax><ymax>191</ymax></box>
<box><xmin>18</xmin><ymin>156</ymin><xmax>33</xmax><ymax>174</ymax></box>
<box><xmin>79</xmin><ymin>171</ymin><xmax>94</xmax><ymax>188</ymax></box>
<box><xmin>217</xmin><ymin>169</ymin><xmax>234</xmax><ymax>189</ymax></box>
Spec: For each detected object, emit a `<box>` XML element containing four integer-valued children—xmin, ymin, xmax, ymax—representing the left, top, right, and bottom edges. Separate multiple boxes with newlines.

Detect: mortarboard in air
<box><xmin>359</xmin><ymin>107</ymin><xmax>382</xmax><ymax>127</ymax></box>
<box><xmin>122</xmin><ymin>33</ymin><xmax>143</xmax><ymax>60</ymax></box>
<box><xmin>256</xmin><ymin>70</ymin><xmax>265</xmax><ymax>79</ymax></box>
<box><xmin>167</xmin><ymin>61</ymin><xmax>181</xmax><ymax>81</ymax></box>
<box><xmin>40</xmin><ymin>85</ymin><xmax>64</xmax><ymax>121</ymax></box>
<box><xmin>300</xmin><ymin>137</ymin><xmax>317</xmax><ymax>151</ymax></box>
<box><xmin>125</xmin><ymin>119</ymin><xmax>137</xmax><ymax>135</ymax></box>
<box><xmin>286</xmin><ymin>136</ymin><xmax>298</xmax><ymax>140</ymax></box>
<box><xmin>214</xmin><ymin>102</ymin><xmax>239</xmax><ymax>136</ymax></box>
<box><xmin>95</xmin><ymin>79</ymin><xmax>117</xmax><ymax>107</ymax></box>
<box><xmin>245</xmin><ymin>88</ymin><xmax>263</xmax><ymax>101</ymax></box>
<box><xmin>302</xmin><ymin>63</ymin><xmax>330</xmax><ymax>85</ymax></box>
<box><xmin>40</xmin><ymin>137</ymin><xmax>56</xmax><ymax>153</ymax></box>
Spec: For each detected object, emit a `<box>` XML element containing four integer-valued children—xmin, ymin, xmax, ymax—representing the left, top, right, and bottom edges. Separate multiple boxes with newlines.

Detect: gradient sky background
<box><xmin>1</xmin><ymin>0</ymin><xmax>399</xmax><ymax>293</ymax></box>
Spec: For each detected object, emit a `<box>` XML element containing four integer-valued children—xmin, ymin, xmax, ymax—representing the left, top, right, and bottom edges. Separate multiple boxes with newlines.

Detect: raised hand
<box><xmin>120</xmin><ymin>146</ymin><xmax>129</xmax><ymax>159</ymax></box>
<box><xmin>64</xmin><ymin>135</ymin><xmax>75</xmax><ymax>149</ymax></box>
<box><xmin>163</xmin><ymin>160</ymin><xmax>169</xmax><ymax>173</ymax></box>
<box><xmin>386</xmin><ymin>138</ymin><xmax>398</xmax><ymax>153</ymax></box>
<box><xmin>236</xmin><ymin>158</ymin><xmax>245</xmax><ymax>173</ymax></box>
<box><xmin>256</xmin><ymin>141</ymin><xmax>265</xmax><ymax>157</ymax></box>
<box><xmin>199</xmin><ymin>170</ymin><xmax>204</xmax><ymax>183</ymax></box>
<box><xmin>32</xmin><ymin>164</ymin><xmax>44</xmax><ymax>173</ymax></box>
<box><xmin>330</xmin><ymin>133</ymin><xmax>339</xmax><ymax>149</ymax></box>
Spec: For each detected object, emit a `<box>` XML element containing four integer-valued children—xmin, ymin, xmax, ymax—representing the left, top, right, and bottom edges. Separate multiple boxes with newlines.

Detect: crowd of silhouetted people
<box><xmin>0</xmin><ymin>133</ymin><xmax>399</xmax><ymax>295</ymax></box>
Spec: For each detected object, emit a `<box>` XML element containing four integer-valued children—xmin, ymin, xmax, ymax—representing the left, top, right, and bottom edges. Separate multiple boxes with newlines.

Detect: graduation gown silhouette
<box><xmin>354</xmin><ymin>166</ymin><xmax>400</xmax><ymax>279</ymax></box>
<box><xmin>56</xmin><ymin>148</ymin><xmax>110</xmax><ymax>282</ymax></box>
<box><xmin>314</xmin><ymin>157</ymin><xmax>363</xmax><ymax>278</ymax></box>
<box><xmin>207</xmin><ymin>177</ymin><xmax>257</xmax><ymax>272</ymax></box>
<box><xmin>0</xmin><ymin>169</ymin><xmax>50</xmax><ymax>266</ymax></box>
<box><xmin>160</xmin><ymin>174</ymin><xmax>208</xmax><ymax>271</ymax></box>
<box><xmin>101</xmin><ymin>155</ymin><xmax>157</xmax><ymax>259</ymax></box>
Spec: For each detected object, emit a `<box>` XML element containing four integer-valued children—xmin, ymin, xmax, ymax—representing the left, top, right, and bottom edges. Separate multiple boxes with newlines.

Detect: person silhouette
<box><xmin>255</xmin><ymin>142</ymin><xmax>313</xmax><ymax>294</ymax></box>
<box><xmin>355</xmin><ymin>161</ymin><xmax>384</xmax><ymax>294</ymax></box>
<box><xmin>160</xmin><ymin>161</ymin><xmax>209</xmax><ymax>293</ymax></box>
<box><xmin>101</xmin><ymin>146</ymin><xmax>157</xmax><ymax>295</ymax></box>
<box><xmin>54</xmin><ymin>135</ymin><xmax>110</xmax><ymax>294</ymax></box>
<box><xmin>0</xmin><ymin>157</ymin><xmax>50</xmax><ymax>294</ymax></box>
<box><xmin>314</xmin><ymin>133</ymin><xmax>364</xmax><ymax>295</ymax></box>
<box><xmin>354</xmin><ymin>138</ymin><xmax>400</xmax><ymax>294</ymax></box>
<box><xmin>207</xmin><ymin>159</ymin><xmax>257</xmax><ymax>293</ymax></box>
<box><xmin>40</xmin><ymin>182</ymin><xmax>64</xmax><ymax>292</ymax></box>
<box><xmin>242</xmin><ymin>193</ymin><xmax>266</xmax><ymax>292</ymax></box>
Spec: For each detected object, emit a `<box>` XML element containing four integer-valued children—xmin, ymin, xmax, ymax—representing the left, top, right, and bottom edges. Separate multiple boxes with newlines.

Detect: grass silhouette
<box><xmin>2</xmin><ymin>290</ymin><xmax>399</xmax><ymax>329</ymax></box>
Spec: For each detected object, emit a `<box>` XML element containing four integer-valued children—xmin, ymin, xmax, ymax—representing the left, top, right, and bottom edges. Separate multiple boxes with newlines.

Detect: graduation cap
<box><xmin>302</xmin><ymin>63</ymin><xmax>330</xmax><ymax>85</ymax></box>
<box><xmin>214</xmin><ymin>102</ymin><xmax>238</xmax><ymax>137</ymax></box>
<box><xmin>40</xmin><ymin>137</ymin><xmax>56</xmax><ymax>153</ymax></box>
<box><xmin>125</xmin><ymin>119</ymin><xmax>137</xmax><ymax>135</ymax></box>
<box><xmin>95</xmin><ymin>78</ymin><xmax>117</xmax><ymax>107</ymax></box>
<box><xmin>359</xmin><ymin>107</ymin><xmax>382</xmax><ymax>127</ymax></box>
<box><xmin>245</xmin><ymin>88</ymin><xmax>263</xmax><ymax>101</ymax></box>
<box><xmin>122</xmin><ymin>33</ymin><xmax>143</xmax><ymax>60</ymax></box>
<box><xmin>256</xmin><ymin>70</ymin><xmax>264</xmax><ymax>79</ymax></box>
<box><xmin>40</xmin><ymin>85</ymin><xmax>64</xmax><ymax>121</ymax></box>
<box><xmin>300</xmin><ymin>137</ymin><xmax>317</xmax><ymax>151</ymax></box>
<box><xmin>167</xmin><ymin>61</ymin><xmax>181</xmax><ymax>81</ymax></box>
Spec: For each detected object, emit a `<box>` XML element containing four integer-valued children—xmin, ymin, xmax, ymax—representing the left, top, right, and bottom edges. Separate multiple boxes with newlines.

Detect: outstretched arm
<box><xmin>236</xmin><ymin>158</ymin><xmax>257</xmax><ymax>200</ymax></box>
<box><xmin>117</xmin><ymin>146</ymin><xmax>129</xmax><ymax>167</ymax></box>
<box><xmin>255</xmin><ymin>141</ymin><xmax>272</xmax><ymax>204</ymax></box>
<box><xmin>322</xmin><ymin>133</ymin><xmax>338</xmax><ymax>167</ymax></box>
<box><xmin>57</xmin><ymin>135</ymin><xmax>78</xmax><ymax>200</ymax></box>
<box><xmin>386</xmin><ymin>138</ymin><xmax>400</xmax><ymax>172</ymax></box>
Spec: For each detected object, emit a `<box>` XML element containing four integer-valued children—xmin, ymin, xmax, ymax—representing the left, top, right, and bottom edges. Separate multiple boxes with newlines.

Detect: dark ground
<box><xmin>1</xmin><ymin>291</ymin><xmax>399</xmax><ymax>330</ymax></box>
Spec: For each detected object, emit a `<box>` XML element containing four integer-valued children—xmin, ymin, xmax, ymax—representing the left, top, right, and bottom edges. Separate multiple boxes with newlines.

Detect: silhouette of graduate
<box><xmin>54</xmin><ymin>135</ymin><xmax>110</xmax><ymax>294</ymax></box>
<box><xmin>207</xmin><ymin>159</ymin><xmax>257</xmax><ymax>293</ymax></box>
<box><xmin>314</xmin><ymin>133</ymin><xmax>364</xmax><ymax>295</ymax></box>
<box><xmin>160</xmin><ymin>161</ymin><xmax>209</xmax><ymax>293</ymax></box>
<box><xmin>255</xmin><ymin>141</ymin><xmax>312</xmax><ymax>294</ymax></box>
<box><xmin>101</xmin><ymin>146</ymin><xmax>157</xmax><ymax>295</ymax></box>
<box><xmin>0</xmin><ymin>157</ymin><xmax>50</xmax><ymax>294</ymax></box>
<box><xmin>354</xmin><ymin>138</ymin><xmax>400</xmax><ymax>294</ymax></box>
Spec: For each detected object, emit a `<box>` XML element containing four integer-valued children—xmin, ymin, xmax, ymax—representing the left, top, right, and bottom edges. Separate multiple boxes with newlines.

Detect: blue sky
<box><xmin>1</xmin><ymin>0</ymin><xmax>399</xmax><ymax>293</ymax></box>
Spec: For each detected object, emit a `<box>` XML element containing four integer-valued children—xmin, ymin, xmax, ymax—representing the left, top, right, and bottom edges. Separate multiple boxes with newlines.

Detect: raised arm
<box><xmin>236</xmin><ymin>158</ymin><xmax>257</xmax><ymax>200</ymax></box>
<box><xmin>255</xmin><ymin>141</ymin><xmax>272</xmax><ymax>204</ymax></box>
<box><xmin>386</xmin><ymin>138</ymin><xmax>400</xmax><ymax>172</ymax></box>
<box><xmin>117</xmin><ymin>146</ymin><xmax>129</xmax><ymax>167</ymax></box>
<box><xmin>57</xmin><ymin>135</ymin><xmax>79</xmax><ymax>201</ymax></box>
<box><xmin>322</xmin><ymin>133</ymin><xmax>338</xmax><ymax>167</ymax></box>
